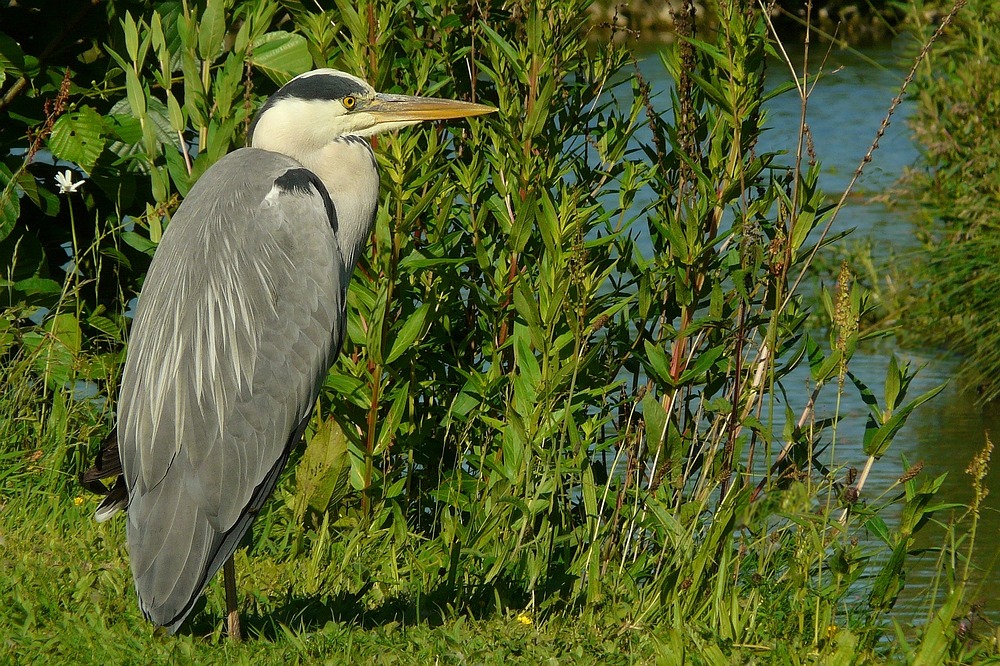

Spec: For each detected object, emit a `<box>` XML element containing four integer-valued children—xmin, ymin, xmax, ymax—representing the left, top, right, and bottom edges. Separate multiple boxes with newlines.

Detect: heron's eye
<box><xmin>342</xmin><ymin>96</ymin><xmax>357</xmax><ymax>110</ymax></box>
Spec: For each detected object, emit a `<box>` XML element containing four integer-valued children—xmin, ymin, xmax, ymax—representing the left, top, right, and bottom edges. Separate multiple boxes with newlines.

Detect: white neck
<box><xmin>253</xmin><ymin>114</ymin><xmax>379</xmax><ymax>283</ymax></box>
<box><xmin>299</xmin><ymin>137</ymin><xmax>379</xmax><ymax>280</ymax></box>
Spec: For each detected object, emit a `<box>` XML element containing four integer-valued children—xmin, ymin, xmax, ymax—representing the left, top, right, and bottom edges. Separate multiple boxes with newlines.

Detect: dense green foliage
<box><xmin>901</xmin><ymin>0</ymin><xmax>1000</xmax><ymax>402</ymax></box>
<box><xmin>0</xmin><ymin>0</ymin><xmax>994</xmax><ymax>661</ymax></box>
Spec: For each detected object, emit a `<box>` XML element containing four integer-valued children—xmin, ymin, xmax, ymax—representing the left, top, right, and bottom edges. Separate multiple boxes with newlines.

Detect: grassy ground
<box><xmin>1</xmin><ymin>490</ymin><xmax>676</xmax><ymax>665</ymax></box>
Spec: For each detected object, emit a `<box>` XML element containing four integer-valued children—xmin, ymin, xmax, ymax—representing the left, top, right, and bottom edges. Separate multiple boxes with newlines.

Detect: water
<box><xmin>636</xmin><ymin>40</ymin><xmax>1000</xmax><ymax>621</ymax></box>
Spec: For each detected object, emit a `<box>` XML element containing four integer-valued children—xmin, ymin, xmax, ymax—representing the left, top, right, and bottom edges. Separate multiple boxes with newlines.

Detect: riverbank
<box><xmin>897</xmin><ymin>1</ymin><xmax>1000</xmax><ymax>402</ymax></box>
<box><xmin>587</xmin><ymin>0</ymin><xmax>905</xmax><ymax>44</ymax></box>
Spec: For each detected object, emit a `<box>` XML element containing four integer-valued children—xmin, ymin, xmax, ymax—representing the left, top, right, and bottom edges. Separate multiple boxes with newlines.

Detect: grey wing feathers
<box><xmin>117</xmin><ymin>148</ymin><xmax>344</xmax><ymax>630</ymax></box>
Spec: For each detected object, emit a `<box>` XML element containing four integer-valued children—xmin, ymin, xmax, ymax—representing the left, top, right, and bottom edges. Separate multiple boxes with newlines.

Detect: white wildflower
<box><xmin>55</xmin><ymin>169</ymin><xmax>84</xmax><ymax>194</ymax></box>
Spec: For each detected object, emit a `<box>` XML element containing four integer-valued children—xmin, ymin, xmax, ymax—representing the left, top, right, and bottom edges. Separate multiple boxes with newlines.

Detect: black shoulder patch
<box><xmin>273</xmin><ymin>168</ymin><xmax>338</xmax><ymax>232</ymax></box>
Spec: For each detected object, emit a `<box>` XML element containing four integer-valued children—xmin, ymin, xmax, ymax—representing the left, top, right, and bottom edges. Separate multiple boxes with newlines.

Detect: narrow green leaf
<box><xmin>0</xmin><ymin>179</ymin><xmax>20</xmax><ymax>242</ymax></box>
<box><xmin>479</xmin><ymin>22</ymin><xmax>525</xmax><ymax>83</ymax></box>
<box><xmin>123</xmin><ymin>12</ymin><xmax>140</xmax><ymax>63</ymax></box>
<box><xmin>678</xmin><ymin>345</ymin><xmax>724</xmax><ymax>384</ymax></box>
<box><xmin>166</xmin><ymin>92</ymin><xmax>185</xmax><ymax>132</ymax></box>
<box><xmin>642</xmin><ymin>340</ymin><xmax>674</xmax><ymax>387</ymax></box>
<box><xmin>864</xmin><ymin>383</ymin><xmax>946</xmax><ymax>459</ymax></box>
<box><xmin>513</xmin><ymin>323</ymin><xmax>541</xmax><ymax>389</ymax></box>
<box><xmin>14</xmin><ymin>277</ymin><xmax>61</xmax><ymax>296</ymax></box>
<box><xmin>849</xmin><ymin>371</ymin><xmax>882</xmax><ymax>421</ymax></box>
<box><xmin>125</xmin><ymin>67</ymin><xmax>146</xmax><ymax>118</ymax></box>
<box><xmin>121</xmin><ymin>230</ymin><xmax>157</xmax><ymax>255</ymax></box>
<box><xmin>386</xmin><ymin>303</ymin><xmax>429</xmax><ymax>364</ymax></box>
<box><xmin>805</xmin><ymin>333</ymin><xmax>841</xmax><ymax>383</ymax></box>
<box><xmin>375</xmin><ymin>383</ymin><xmax>409</xmax><ymax>456</ymax></box>
<box><xmin>87</xmin><ymin>315</ymin><xmax>122</xmax><ymax>341</ymax></box>
<box><xmin>643</xmin><ymin>392</ymin><xmax>667</xmax><ymax>450</ymax></box>
<box><xmin>885</xmin><ymin>354</ymin><xmax>901</xmax><ymax>414</ymax></box>
<box><xmin>913</xmin><ymin>585</ymin><xmax>963</xmax><ymax>666</ymax></box>
<box><xmin>198</xmin><ymin>0</ymin><xmax>227</xmax><ymax>61</ymax></box>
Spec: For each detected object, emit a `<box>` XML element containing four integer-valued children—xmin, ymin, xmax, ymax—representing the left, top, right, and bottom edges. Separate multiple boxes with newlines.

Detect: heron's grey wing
<box><xmin>117</xmin><ymin>148</ymin><xmax>345</xmax><ymax>630</ymax></box>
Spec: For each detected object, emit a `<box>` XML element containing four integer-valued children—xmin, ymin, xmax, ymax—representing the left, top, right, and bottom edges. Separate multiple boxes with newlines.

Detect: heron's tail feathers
<box><xmin>80</xmin><ymin>429</ymin><xmax>129</xmax><ymax>521</ymax></box>
<box><xmin>95</xmin><ymin>477</ymin><xmax>129</xmax><ymax>522</ymax></box>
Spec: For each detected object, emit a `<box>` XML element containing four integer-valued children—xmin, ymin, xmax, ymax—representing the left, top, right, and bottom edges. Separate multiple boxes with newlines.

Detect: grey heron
<box><xmin>81</xmin><ymin>69</ymin><xmax>494</xmax><ymax>638</ymax></box>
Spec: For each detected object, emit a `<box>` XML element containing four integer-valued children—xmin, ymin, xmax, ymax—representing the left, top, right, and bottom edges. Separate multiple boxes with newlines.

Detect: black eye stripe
<box><xmin>274</xmin><ymin>75</ymin><xmax>368</xmax><ymax>102</ymax></box>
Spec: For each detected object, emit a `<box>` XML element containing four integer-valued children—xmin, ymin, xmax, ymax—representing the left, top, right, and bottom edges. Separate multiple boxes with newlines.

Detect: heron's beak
<box><xmin>367</xmin><ymin>93</ymin><xmax>496</xmax><ymax>123</ymax></box>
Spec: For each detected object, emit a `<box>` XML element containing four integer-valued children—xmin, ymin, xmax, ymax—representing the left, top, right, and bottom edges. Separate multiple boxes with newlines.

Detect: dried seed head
<box><xmin>843</xmin><ymin>486</ymin><xmax>859</xmax><ymax>504</ymax></box>
<box><xmin>966</xmin><ymin>438</ymin><xmax>993</xmax><ymax>484</ymax></box>
<box><xmin>898</xmin><ymin>461</ymin><xmax>924</xmax><ymax>484</ymax></box>
<box><xmin>834</xmin><ymin>261</ymin><xmax>857</xmax><ymax>355</ymax></box>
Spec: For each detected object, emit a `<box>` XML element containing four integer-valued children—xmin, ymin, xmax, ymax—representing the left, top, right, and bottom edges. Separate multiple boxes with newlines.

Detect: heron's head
<box><xmin>249</xmin><ymin>69</ymin><xmax>494</xmax><ymax>153</ymax></box>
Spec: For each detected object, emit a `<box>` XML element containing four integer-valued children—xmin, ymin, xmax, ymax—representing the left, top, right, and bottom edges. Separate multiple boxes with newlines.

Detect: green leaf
<box><xmin>386</xmin><ymin>303</ymin><xmax>429</xmax><ymax>364</ymax></box>
<box><xmin>0</xmin><ymin>31</ymin><xmax>27</xmax><ymax>77</ymax></box>
<box><xmin>0</xmin><ymin>171</ymin><xmax>20</xmax><ymax>242</ymax></box>
<box><xmin>121</xmin><ymin>230</ymin><xmax>157</xmax><ymax>255</ymax></box>
<box><xmin>884</xmin><ymin>354</ymin><xmax>902</xmax><ymax>413</ymax></box>
<box><xmin>0</xmin><ymin>317</ymin><xmax>14</xmax><ymax>355</ymax></box>
<box><xmin>849</xmin><ymin>371</ymin><xmax>882</xmax><ymax>421</ymax></box>
<box><xmin>123</xmin><ymin>12</ymin><xmax>140</xmax><ymax>63</ymax></box>
<box><xmin>480</xmin><ymin>22</ymin><xmax>524</xmax><ymax>83</ymax></box>
<box><xmin>582</xmin><ymin>460</ymin><xmax>598</xmax><ymax>524</ymax></box>
<box><xmin>250</xmin><ymin>31</ymin><xmax>312</xmax><ymax>84</ymax></box>
<box><xmin>125</xmin><ymin>67</ymin><xmax>147</xmax><ymax>119</ymax></box>
<box><xmin>863</xmin><ymin>383</ymin><xmax>945</xmax><ymax>459</ymax></box>
<box><xmin>863</xmin><ymin>515</ymin><xmax>891</xmax><ymax>545</ymax></box>
<box><xmin>805</xmin><ymin>333</ymin><xmax>841</xmax><ymax>384</ymax></box>
<box><xmin>913</xmin><ymin>585</ymin><xmax>963</xmax><ymax>666</ymax></box>
<box><xmin>642</xmin><ymin>340</ymin><xmax>674</xmax><ymax>387</ymax></box>
<box><xmin>22</xmin><ymin>313</ymin><xmax>82</xmax><ymax>389</ymax></box>
<box><xmin>48</xmin><ymin>106</ymin><xmax>106</xmax><ymax>171</ymax></box>
<box><xmin>104</xmin><ymin>114</ymin><xmax>143</xmax><ymax>144</ymax></box>
<box><xmin>643</xmin><ymin>392</ymin><xmax>667</xmax><ymax>450</ymax></box>
<box><xmin>198</xmin><ymin>0</ymin><xmax>227</xmax><ymax>61</ymax></box>
<box><xmin>375</xmin><ymin>383</ymin><xmax>409</xmax><ymax>456</ymax></box>
<box><xmin>523</xmin><ymin>76</ymin><xmax>554</xmax><ymax>140</ymax></box>
<box><xmin>87</xmin><ymin>314</ymin><xmax>122</xmax><ymax>341</ymax></box>
<box><xmin>166</xmin><ymin>92</ymin><xmax>185</xmax><ymax>133</ymax></box>
<box><xmin>294</xmin><ymin>417</ymin><xmax>350</xmax><ymax>525</ymax></box>
<box><xmin>513</xmin><ymin>323</ymin><xmax>541</xmax><ymax>390</ymax></box>
<box><xmin>678</xmin><ymin>345</ymin><xmax>723</xmax><ymax>384</ymax></box>
<box><xmin>867</xmin><ymin>539</ymin><xmax>906</xmax><ymax>612</ymax></box>
<box><xmin>14</xmin><ymin>277</ymin><xmax>61</xmax><ymax>296</ymax></box>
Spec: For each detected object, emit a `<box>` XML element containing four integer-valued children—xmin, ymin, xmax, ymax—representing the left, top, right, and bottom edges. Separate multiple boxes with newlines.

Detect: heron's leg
<box><xmin>224</xmin><ymin>556</ymin><xmax>242</xmax><ymax>641</ymax></box>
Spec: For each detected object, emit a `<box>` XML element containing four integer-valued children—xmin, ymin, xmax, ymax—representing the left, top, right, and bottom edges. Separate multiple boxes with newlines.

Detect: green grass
<box><xmin>898</xmin><ymin>0</ymin><xmax>1000</xmax><ymax>402</ymax></box>
<box><xmin>1</xmin><ymin>492</ymin><xmax>674</xmax><ymax>665</ymax></box>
